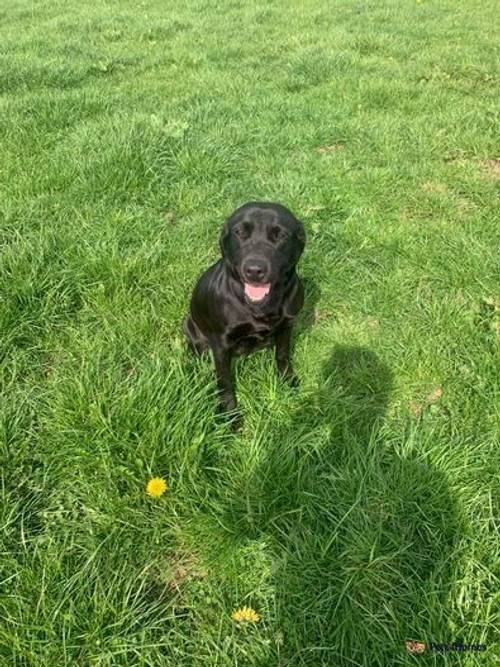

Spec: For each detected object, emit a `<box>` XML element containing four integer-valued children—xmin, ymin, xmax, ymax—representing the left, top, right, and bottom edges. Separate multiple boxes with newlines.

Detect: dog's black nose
<box><xmin>242</xmin><ymin>259</ymin><xmax>268</xmax><ymax>283</ymax></box>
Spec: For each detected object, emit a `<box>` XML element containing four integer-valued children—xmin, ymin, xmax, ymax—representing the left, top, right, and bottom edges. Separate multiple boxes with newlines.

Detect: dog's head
<box><xmin>220</xmin><ymin>202</ymin><xmax>305</xmax><ymax>304</ymax></box>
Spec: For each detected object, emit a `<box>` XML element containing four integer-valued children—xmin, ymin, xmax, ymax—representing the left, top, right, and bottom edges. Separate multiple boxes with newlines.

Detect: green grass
<box><xmin>1</xmin><ymin>0</ymin><xmax>499</xmax><ymax>664</ymax></box>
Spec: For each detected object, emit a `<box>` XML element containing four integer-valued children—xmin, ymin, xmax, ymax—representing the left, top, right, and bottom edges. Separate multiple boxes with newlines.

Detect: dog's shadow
<box><xmin>221</xmin><ymin>346</ymin><xmax>461</xmax><ymax>665</ymax></box>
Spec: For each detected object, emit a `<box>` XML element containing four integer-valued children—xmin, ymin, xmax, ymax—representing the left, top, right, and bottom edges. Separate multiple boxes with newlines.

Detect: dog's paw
<box><xmin>282</xmin><ymin>370</ymin><xmax>300</xmax><ymax>389</ymax></box>
<box><xmin>228</xmin><ymin>411</ymin><xmax>244</xmax><ymax>432</ymax></box>
<box><xmin>217</xmin><ymin>402</ymin><xmax>243</xmax><ymax>432</ymax></box>
<box><xmin>220</xmin><ymin>408</ymin><xmax>243</xmax><ymax>432</ymax></box>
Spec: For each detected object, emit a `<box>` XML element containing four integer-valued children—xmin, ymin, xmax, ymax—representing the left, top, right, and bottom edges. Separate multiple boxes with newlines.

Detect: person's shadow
<box><xmin>221</xmin><ymin>346</ymin><xmax>461</xmax><ymax>665</ymax></box>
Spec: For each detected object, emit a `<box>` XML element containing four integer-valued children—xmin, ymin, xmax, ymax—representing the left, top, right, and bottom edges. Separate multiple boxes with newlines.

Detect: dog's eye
<box><xmin>269</xmin><ymin>226</ymin><xmax>285</xmax><ymax>242</ymax></box>
<box><xmin>233</xmin><ymin>227</ymin><xmax>246</xmax><ymax>238</ymax></box>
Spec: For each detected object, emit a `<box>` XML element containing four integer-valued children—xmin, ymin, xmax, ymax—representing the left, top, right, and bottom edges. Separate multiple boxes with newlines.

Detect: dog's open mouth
<box><xmin>244</xmin><ymin>282</ymin><xmax>271</xmax><ymax>302</ymax></box>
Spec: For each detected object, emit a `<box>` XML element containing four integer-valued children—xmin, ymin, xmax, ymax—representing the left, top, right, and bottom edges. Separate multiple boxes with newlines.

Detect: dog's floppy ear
<box><xmin>296</xmin><ymin>220</ymin><xmax>306</xmax><ymax>253</ymax></box>
<box><xmin>219</xmin><ymin>219</ymin><xmax>231</xmax><ymax>257</ymax></box>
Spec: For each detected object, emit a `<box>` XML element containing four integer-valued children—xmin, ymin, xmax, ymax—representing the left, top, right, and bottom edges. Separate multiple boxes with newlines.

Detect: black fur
<box><xmin>184</xmin><ymin>202</ymin><xmax>306</xmax><ymax>427</ymax></box>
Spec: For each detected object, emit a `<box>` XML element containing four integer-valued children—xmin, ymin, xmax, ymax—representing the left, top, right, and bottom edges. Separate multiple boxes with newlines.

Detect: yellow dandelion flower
<box><xmin>232</xmin><ymin>606</ymin><xmax>260</xmax><ymax>623</ymax></box>
<box><xmin>146</xmin><ymin>477</ymin><xmax>167</xmax><ymax>498</ymax></box>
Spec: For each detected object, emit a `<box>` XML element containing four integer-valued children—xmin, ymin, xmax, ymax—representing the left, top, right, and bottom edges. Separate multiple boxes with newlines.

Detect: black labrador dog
<box><xmin>184</xmin><ymin>202</ymin><xmax>305</xmax><ymax>426</ymax></box>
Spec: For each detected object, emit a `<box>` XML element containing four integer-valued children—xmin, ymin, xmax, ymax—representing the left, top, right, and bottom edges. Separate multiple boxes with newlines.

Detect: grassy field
<box><xmin>1</xmin><ymin>0</ymin><xmax>499</xmax><ymax>664</ymax></box>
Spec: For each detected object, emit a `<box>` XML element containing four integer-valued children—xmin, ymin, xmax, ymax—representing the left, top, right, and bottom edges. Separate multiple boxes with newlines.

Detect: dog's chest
<box><xmin>226</xmin><ymin>317</ymin><xmax>282</xmax><ymax>354</ymax></box>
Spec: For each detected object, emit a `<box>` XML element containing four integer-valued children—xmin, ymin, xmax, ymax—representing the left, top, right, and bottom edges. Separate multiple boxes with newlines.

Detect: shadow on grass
<box><xmin>222</xmin><ymin>346</ymin><xmax>460</xmax><ymax>666</ymax></box>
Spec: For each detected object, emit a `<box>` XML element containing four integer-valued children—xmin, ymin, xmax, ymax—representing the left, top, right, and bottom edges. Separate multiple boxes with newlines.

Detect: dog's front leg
<box><xmin>211</xmin><ymin>342</ymin><xmax>241</xmax><ymax>428</ymax></box>
<box><xmin>275</xmin><ymin>323</ymin><xmax>299</xmax><ymax>387</ymax></box>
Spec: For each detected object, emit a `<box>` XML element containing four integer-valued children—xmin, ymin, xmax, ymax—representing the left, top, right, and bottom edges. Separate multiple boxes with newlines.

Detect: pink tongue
<box><xmin>244</xmin><ymin>282</ymin><xmax>271</xmax><ymax>302</ymax></box>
